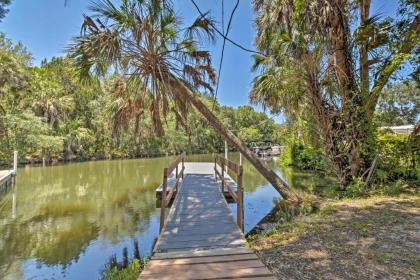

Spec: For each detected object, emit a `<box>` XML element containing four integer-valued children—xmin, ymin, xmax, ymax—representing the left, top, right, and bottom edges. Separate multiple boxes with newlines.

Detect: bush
<box><xmin>280</xmin><ymin>143</ymin><xmax>329</xmax><ymax>171</ymax></box>
<box><xmin>344</xmin><ymin>177</ymin><xmax>369</xmax><ymax>198</ymax></box>
<box><xmin>102</xmin><ymin>258</ymin><xmax>144</xmax><ymax>280</ymax></box>
<box><xmin>375</xmin><ymin>131</ymin><xmax>419</xmax><ymax>182</ymax></box>
<box><xmin>382</xmin><ymin>179</ymin><xmax>409</xmax><ymax>196</ymax></box>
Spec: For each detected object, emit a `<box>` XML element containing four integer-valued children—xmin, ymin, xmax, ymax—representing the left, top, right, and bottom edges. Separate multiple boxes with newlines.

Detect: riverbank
<box><xmin>248</xmin><ymin>194</ymin><xmax>420</xmax><ymax>279</ymax></box>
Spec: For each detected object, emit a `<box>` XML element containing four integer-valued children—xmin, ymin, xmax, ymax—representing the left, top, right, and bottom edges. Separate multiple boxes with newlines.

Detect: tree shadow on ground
<box><xmin>251</xmin><ymin>196</ymin><xmax>420</xmax><ymax>280</ymax></box>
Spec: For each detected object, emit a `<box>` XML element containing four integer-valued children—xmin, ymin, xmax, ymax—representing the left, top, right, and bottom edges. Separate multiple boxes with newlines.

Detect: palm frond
<box><xmin>68</xmin><ymin>0</ymin><xmax>215</xmax><ymax>136</ymax></box>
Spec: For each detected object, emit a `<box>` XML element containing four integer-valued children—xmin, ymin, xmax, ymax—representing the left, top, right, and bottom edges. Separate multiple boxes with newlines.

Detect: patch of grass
<box><xmin>382</xmin><ymin>179</ymin><xmax>409</xmax><ymax>196</ymax></box>
<box><xmin>318</xmin><ymin>204</ymin><xmax>339</xmax><ymax>215</ymax></box>
<box><xmin>350</xmin><ymin>222</ymin><xmax>372</xmax><ymax>237</ymax></box>
<box><xmin>102</xmin><ymin>258</ymin><xmax>145</xmax><ymax>280</ymax></box>
<box><xmin>101</xmin><ymin>240</ymin><xmax>148</xmax><ymax>280</ymax></box>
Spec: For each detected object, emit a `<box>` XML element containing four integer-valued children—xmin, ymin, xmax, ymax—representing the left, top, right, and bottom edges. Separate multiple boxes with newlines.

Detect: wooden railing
<box><xmin>213</xmin><ymin>154</ymin><xmax>244</xmax><ymax>232</ymax></box>
<box><xmin>159</xmin><ymin>152</ymin><xmax>186</xmax><ymax>233</ymax></box>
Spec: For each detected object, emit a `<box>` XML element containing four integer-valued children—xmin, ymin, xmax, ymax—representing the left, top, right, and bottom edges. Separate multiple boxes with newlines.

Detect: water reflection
<box><xmin>0</xmin><ymin>154</ymin><xmax>336</xmax><ymax>279</ymax></box>
<box><xmin>0</xmin><ymin>157</ymin><xmax>173</xmax><ymax>279</ymax></box>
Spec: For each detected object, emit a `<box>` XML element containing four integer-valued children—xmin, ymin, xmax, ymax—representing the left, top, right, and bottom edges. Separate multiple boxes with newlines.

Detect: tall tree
<box><xmin>251</xmin><ymin>0</ymin><xmax>419</xmax><ymax>186</ymax></box>
<box><xmin>69</xmin><ymin>0</ymin><xmax>300</xmax><ymax>201</ymax></box>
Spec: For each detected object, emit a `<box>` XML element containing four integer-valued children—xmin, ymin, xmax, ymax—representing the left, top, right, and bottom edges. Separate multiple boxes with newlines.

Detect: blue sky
<box><xmin>0</xmin><ymin>0</ymin><xmax>398</xmax><ymax>122</ymax></box>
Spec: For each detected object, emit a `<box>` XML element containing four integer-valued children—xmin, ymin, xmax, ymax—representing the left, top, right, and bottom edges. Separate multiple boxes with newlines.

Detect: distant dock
<box><xmin>0</xmin><ymin>151</ymin><xmax>18</xmax><ymax>190</ymax></box>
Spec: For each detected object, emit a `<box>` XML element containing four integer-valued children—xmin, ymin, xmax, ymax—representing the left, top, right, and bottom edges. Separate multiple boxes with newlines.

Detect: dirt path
<box><xmin>249</xmin><ymin>195</ymin><xmax>420</xmax><ymax>280</ymax></box>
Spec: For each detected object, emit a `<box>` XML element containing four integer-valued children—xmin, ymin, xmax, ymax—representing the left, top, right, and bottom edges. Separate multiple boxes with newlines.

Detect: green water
<box><xmin>0</xmin><ymin>154</ymin><xmax>335</xmax><ymax>279</ymax></box>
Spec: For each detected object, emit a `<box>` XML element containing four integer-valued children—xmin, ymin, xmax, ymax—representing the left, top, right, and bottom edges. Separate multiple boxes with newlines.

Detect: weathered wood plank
<box><xmin>158</xmin><ymin>239</ymin><xmax>246</xmax><ymax>251</ymax></box>
<box><xmin>140</xmin><ymin>266</ymin><xmax>272</xmax><ymax>280</ymax></box>
<box><xmin>152</xmin><ymin>247</ymin><xmax>254</xmax><ymax>260</ymax></box>
<box><xmin>157</xmin><ymin>232</ymin><xmax>243</xmax><ymax>243</ymax></box>
<box><xmin>147</xmin><ymin>254</ymin><xmax>258</xmax><ymax>266</ymax></box>
<box><xmin>142</xmin><ymin>259</ymin><xmax>265</xmax><ymax>274</ymax></box>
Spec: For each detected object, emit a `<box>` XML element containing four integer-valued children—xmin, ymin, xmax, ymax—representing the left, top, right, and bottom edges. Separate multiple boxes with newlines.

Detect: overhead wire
<box><xmin>212</xmin><ymin>0</ymin><xmax>240</xmax><ymax>111</ymax></box>
<box><xmin>190</xmin><ymin>0</ymin><xmax>264</xmax><ymax>56</ymax></box>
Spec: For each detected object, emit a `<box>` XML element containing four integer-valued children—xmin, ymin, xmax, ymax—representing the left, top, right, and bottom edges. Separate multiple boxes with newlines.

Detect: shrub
<box><xmin>382</xmin><ymin>179</ymin><xmax>409</xmax><ymax>196</ymax></box>
<box><xmin>280</xmin><ymin>143</ymin><xmax>329</xmax><ymax>171</ymax></box>
<box><xmin>102</xmin><ymin>258</ymin><xmax>145</xmax><ymax>280</ymax></box>
<box><xmin>375</xmin><ymin>131</ymin><xmax>419</xmax><ymax>182</ymax></box>
<box><xmin>344</xmin><ymin>177</ymin><xmax>369</xmax><ymax>198</ymax></box>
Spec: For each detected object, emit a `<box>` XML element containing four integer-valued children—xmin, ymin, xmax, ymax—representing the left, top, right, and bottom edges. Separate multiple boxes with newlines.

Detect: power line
<box><xmin>190</xmin><ymin>0</ymin><xmax>264</xmax><ymax>56</ymax></box>
<box><xmin>212</xmin><ymin>0</ymin><xmax>239</xmax><ymax>111</ymax></box>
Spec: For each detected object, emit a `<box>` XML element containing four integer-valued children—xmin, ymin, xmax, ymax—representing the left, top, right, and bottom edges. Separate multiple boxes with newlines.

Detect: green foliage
<box><xmin>376</xmin><ymin>131</ymin><xmax>418</xmax><ymax>181</ymax></box>
<box><xmin>382</xmin><ymin>179</ymin><xmax>409</xmax><ymax>196</ymax></box>
<box><xmin>375</xmin><ymin>82</ymin><xmax>419</xmax><ymax>126</ymax></box>
<box><xmin>102</xmin><ymin>258</ymin><xmax>145</xmax><ymax>280</ymax></box>
<box><xmin>280</xmin><ymin>143</ymin><xmax>328</xmax><ymax>171</ymax></box>
<box><xmin>344</xmin><ymin>178</ymin><xmax>369</xmax><ymax>198</ymax></box>
<box><xmin>0</xmin><ymin>34</ymin><xmax>278</xmax><ymax>165</ymax></box>
<box><xmin>251</xmin><ymin>0</ymin><xmax>419</xmax><ymax>187</ymax></box>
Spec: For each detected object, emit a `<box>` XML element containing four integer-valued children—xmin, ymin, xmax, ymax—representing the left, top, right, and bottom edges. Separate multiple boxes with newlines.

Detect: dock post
<box><xmin>237</xmin><ymin>165</ymin><xmax>244</xmax><ymax>232</ymax></box>
<box><xmin>239</xmin><ymin>153</ymin><xmax>243</xmax><ymax>166</ymax></box>
<box><xmin>214</xmin><ymin>156</ymin><xmax>217</xmax><ymax>181</ymax></box>
<box><xmin>12</xmin><ymin>151</ymin><xmax>18</xmax><ymax>185</ymax></box>
<box><xmin>160</xmin><ymin>168</ymin><xmax>168</xmax><ymax>233</ymax></box>
<box><xmin>224</xmin><ymin>141</ymin><xmax>228</xmax><ymax>172</ymax></box>
<box><xmin>13</xmin><ymin>151</ymin><xmax>18</xmax><ymax>175</ymax></box>
<box><xmin>221</xmin><ymin>162</ymin><xmax>225</xmax><ymax>193</ymax></box>
<box><xmin>12</xmin><ymin>190</ymin><xmax>16</xmax><ymax>219</ymax></box>
<box><xmin>175</xmin><ymin>165</ymin><xmax>178</xmax><ymax>189</ymax></box>
<box><xmin>181</xmin><ymin>155</ymin><xmax>185</xmax><ymax>179</ymax></box>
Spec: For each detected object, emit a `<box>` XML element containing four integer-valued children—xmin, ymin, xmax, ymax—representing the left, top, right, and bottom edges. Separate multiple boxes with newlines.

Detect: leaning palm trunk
<box><xmin>172</xmin><ymin>78</ymin><xmax>301</xmax><ymax>202</ymax></box>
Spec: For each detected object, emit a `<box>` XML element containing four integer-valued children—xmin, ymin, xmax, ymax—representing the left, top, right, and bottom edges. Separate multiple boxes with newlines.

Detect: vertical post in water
<box><xmin>224</xmin><ymin>141</ymin><xmax>228</xmax><ymax>172</ymax></box>
<box><xmin>239</xmin><ymin>153</ymin><xmax>243</xmax><ymax>166</ymax></box>
<box><xmin>12</xmin><ymin>190</ymin><xmax>16</xmax><ymax>219</ymax></box>
<box><xmin>12</xmin><ymin>151</ymin><xmax>18</xmax><ymax>185</ymax></box>
<box><xmin>237</xmin><ymin>165</ymin><xmax>244</xmax><ymax>232</ymax></box>
<box><xmin>13</xmin><ymin>151</ymin><xmax>18</xmax><ymax>175</ymax></box>
<box><xmin>160</xmin><ymin>168</ymin><xmax>168</xmax><ymax>233</ymax></box>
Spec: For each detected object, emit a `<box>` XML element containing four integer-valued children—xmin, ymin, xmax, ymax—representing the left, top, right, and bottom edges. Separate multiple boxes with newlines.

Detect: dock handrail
<box><xmin>213</xmin><ymin>154</ymin><xmax>244</xmax><ymax>232</ymax></box>
<box><xmin>159</xmin><ymin>152</ymin><xmax>186</xmax><ymax>233</ymax></box>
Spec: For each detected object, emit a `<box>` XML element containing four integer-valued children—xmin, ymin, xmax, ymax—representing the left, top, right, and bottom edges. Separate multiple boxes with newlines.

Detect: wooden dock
<box><xmin>139</xmin><ymin>155</ymin><xmax>274</xmax><ymax>280</ymax></box>
<box><xmin>0</xmin><ymin>170</ymin><xmax>15</xmax><ymax>190</ymax></box>
<box><xmin>0</xmin><ymin>152</ymin><xmax>18</xmax><ymax>190</ymax></box>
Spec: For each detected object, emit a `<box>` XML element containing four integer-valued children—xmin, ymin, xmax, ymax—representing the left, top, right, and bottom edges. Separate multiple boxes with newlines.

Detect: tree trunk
<box><xmin>359</xmin><ymin>0</ymin><xmax>371</xmax><ymax>96</ymax></box>
<box><xmin>172</xmin><ymin>79</ymin><xmax>301</xmax><ymax>202</ymax></box>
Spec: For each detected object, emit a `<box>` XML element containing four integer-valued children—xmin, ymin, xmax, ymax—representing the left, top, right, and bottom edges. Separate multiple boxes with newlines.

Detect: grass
<box><xmin>102</xmin><ymin>258</ymin><xmax>145</xmax><ymax>280</ymax></box>
<box><xmin>248</xmin><ymin>194</ymin><xmax>420</xmax><ymax>280</ymax></box>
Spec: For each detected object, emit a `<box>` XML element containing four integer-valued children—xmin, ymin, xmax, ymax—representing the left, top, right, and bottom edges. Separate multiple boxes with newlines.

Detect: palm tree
<box><xmin>251</xmin><ymin>0</ymin><xmax>419</xmax><ymax>186</ymax></box>
<box><xmin>68</xmin><ymin>0</ymin><xmax>300</xmax><ymax>202</ymax></box>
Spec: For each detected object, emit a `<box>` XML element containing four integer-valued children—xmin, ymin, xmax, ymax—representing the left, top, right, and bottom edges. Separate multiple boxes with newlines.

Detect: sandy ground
<box><xmin>249</xmin><ymin>195</ymin><xmax>420</xmax><ymax>280</ymax></box>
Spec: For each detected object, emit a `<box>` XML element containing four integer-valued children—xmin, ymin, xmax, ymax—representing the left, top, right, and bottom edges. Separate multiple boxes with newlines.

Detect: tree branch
<box><xmin>367</xmin><ymin>13</ymin><xmax>420</xmax><ymax>113</ymax></box>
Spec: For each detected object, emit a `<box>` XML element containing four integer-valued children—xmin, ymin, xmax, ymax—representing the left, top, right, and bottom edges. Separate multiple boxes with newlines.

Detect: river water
<box><xmin>0</xmin><ymin>153</ymin><xmax>332</xmax><ymax>279</ymax></box>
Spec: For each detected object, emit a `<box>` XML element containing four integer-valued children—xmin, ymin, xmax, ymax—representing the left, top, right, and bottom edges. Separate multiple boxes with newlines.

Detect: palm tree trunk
<box><xmin>173</xmin><ymin>79</ymin><xmax>300</xmax><ymax>202</ymax></box>
<box><xmin>359</xmin><ymin>0</ymin><xmax>370</xmax><ymax>96</ymax></box>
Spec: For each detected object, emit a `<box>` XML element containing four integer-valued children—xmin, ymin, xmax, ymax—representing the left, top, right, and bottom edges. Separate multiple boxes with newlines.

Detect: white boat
<box><xmin>250</xmin><ymin>140</ymin><xmax>283</xmax><ymax>158</ymax></box>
